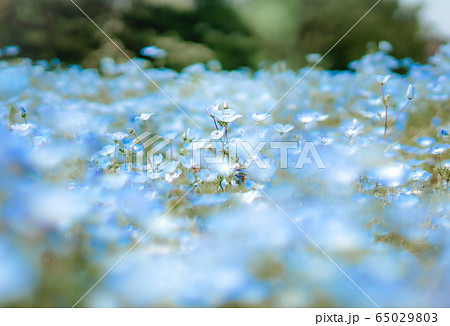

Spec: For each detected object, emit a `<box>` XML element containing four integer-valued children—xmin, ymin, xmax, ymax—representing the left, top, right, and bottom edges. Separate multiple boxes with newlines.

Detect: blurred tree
<box><xmin>0</xmin><ymin>0</ymin><xmax>114</xmax><ymax>65</ymax></box>
<box><xmin>116</xmin><ymin>0</ymin><xmax>257</xmax><ymax>70</ymax></box>
<box><xmin>236</xmin><ymin>0</ymin><xmax>430</xmax><ymax>70</ymax></box>
<box><xmin>294</xmin><ymin>0</ymin><xmax>428</xmax><ymax>69</ymax></box>
<box><xmin>0</xmin><ymin>0</ymin><xmax>436</xmax><ymax>70</ymax></box>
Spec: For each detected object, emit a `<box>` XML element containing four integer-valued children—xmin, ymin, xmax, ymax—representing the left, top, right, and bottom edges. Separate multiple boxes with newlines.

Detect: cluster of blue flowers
<box><xmin>0</xmin><ymin>43</ymin><xmax>448</xmax><ymax>307</ymax></box>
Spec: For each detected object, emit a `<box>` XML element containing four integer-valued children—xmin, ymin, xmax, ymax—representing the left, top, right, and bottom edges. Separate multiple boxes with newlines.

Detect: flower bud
<box><xmin>406</xmin><ymin>84</ymin><xmax>415</xmax><ymax>100</ymax></box>
<box><xmin>19</xmin><ymin>106</ymin><xmax>27</xmax><ymax>117</ymax></box>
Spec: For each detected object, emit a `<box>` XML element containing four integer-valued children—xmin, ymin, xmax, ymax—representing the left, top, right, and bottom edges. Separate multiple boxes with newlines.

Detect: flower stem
<box><xmin>382</xmin><ymin>85</ymin><xmax>388</xmax><ymax>144</ymax></box>
<box><xmin>113</xmin><ymin>141</ymin><xmax>118</xmax><ymax>173</ymax></box>
<box><xmin>388</xmin><ymin>100</ymin><xmax>410</xmax><ymax>128</ymax></box>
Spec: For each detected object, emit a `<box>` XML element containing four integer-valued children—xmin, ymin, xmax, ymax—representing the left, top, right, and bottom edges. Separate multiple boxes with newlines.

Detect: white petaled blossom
<box><xmin>210</xmin><ymin>129</ymin><xmax>225</xmax><ymax>140</ymax></box>
<box><xmin>135</xmin><ymin>113</ymin><xmax>155</xmax><ymax>122</ymax></box>
<box><xmin>379</xmin><ymin>41</ymin><xmax>393</xmax><ymax>53</ymax></box>
<box><xmin>406</xmin><ymin>84</ymin><xmax>415</xmax><ymax>100</ymax></box>
<box><xmin>272</xmin><ymin>123</ymin><xmax>294</xmax><ymax>135</ymax></box>
<box><xmin>162</xmin><ymin>131</ymin><xmax>178</xmax><ymax>141</ymax></box>
<box><xmin>376</xmin><ymin>74</ymin><xmax>391</xmax><ymax>85</ymax></box>
<box><xmin>250</xmin><ymin>112</ymin><xmax>271</xmax><ymax>122</ymax></box>
<box><xmin>205</xmin><ymin>103</ymin><xmax>221</xmax><ymax>117</ymax></box>
<box><xmin>196</xmin><ymin>169</ymin><xmax>219</xmax><ymax>183</ymax></box>
<box><xmin>429</xmin><ymin>145</ymin><xmax>448</xmax><ymax>155</ymax></box>
<box><xmin>214</xmin><ymin>109</ymin><xmax>243</xmax><ymax>123</ymax></box>
<box><xmin>296</xmin><ymin>111</ymin><xmax>319</xmax><ymax>124</ymax></box>
<box><xmin>340</xmin><ymin>119</ymin><xmax>363</xmax><ymax>138</ymax></box>
<box><xmin>10</xmin><ymin>123</ymin><xmax>33</xmax><ymax>133</ymax></box>
<box><xmin>151</xmin><ymin>154</ymin><xmax>164</xmax><ymax>166</ymax></box>
<box><xmin>410</xmin><ymin>169</ymin><xmax>432</xmax><ymax>182</ymax></box>
<box><xmin>316</xmin><ymin>113</ymin><xmax>329</xmax><ymax>121</ymax></box>
<box><xmin>320</xmin><ymin>135</ymin><xmax>334</xmax><ymax>146</ymax></box>
<box><xmin>140</xmin><ymin>46</ymin><xmax>167</xmax><ymax>59</ymax></box>
<box><xmin>110</xmin><ymin>132</ymin><xmax>128</xmax><ymax>142</ymax></box>
<box><xmin>306</xmin><ymin>53</ymin><xmax>322</xmax><ymax>64</ymax></box>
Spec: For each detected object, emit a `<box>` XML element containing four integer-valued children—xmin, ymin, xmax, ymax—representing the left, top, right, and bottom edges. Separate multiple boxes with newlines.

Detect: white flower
<box><xmin>376</xmin><ymin>74</ymin><xmax>391</xmax><ymax>85</ymax></box>
<box><xmin>215</xmin><ymin>109</ymin><xmax>243</xmax><ymax>123</ymax></box>
<box><xmin>410</xmin><ymin>169</ymin><xmax>432</xmax><ymax>182</ymax></box>
<box><xmin>210</xmin><ymin>129</ymin><xmax>225</xmax><ymax>140</ymax></box>
<box><xmin>406</xmin><ymin>84</ymin><xmax>415</xmax><ymax>100</ymax></box>
<box><xmin>110</xmin><ymin>131</ymin><xmax>128</xmax><ymax>142</ymax></box>
<box><xmin>165</xmin><ymin>169</ymin><xmax>182</xmax><ymax>183</ymax></box>
<box><xmin>162</xmin><ymin>131</ymin><xmax>178</xmax><ymax>141</ymax></box>
<box><xmin>3</xmin><ymin>45</ymin><xmax>20</xmax><ymax>56</ymax></box>
<box><xmin>135</xmin><ymin>113</ymin><xmax>154</xmax><ymax>122</ymax></box>
<box><xmin>196</xmin><ymin>169</ymin><xmax>219</xmax><ymax>182</ymax></box>
<box><xmin>151</xmin><ymin>153</ymin><xmax>164</xmax><ymax>166</ymax></box>
<box><xmin>320</xmin><ymin>135</ymin><xmax>334</xmax><ymax>145</ymax></box>
<box><xmin>340</xmin><ymin>119</ymin><xmax>363</xmax><ymax>138</ymax></box>
<box><xmin>429</xmin><ymin>145</ymin><xmax>447</xmax><ymax>155</ymax></box>
<box><xmin>98</xmin><ymin>144</ymin><xmax>115</xmax><ymax>156</ymax></box>
<box><xmin>140</xmin><ymin>46</ymin><xmax>167</xmax><ymax>59</ymax></box>
<box><xmin>250</xmin><ymin>112</ymin><xmax>271</xmax><ymax>122</ymax></box>
<box><xmin>296</xmin><ymin>112</ymin><xmax>319</xmax><ymax>124</ymax></box>
<box><xmin>205</xmin><ymin>103</ymin><xmax>221</xmax><ymax>117</ymax></box>
<box><xmin>272</xmin><ymin>123</ymin><xmax>294</xmax><ymax>135</ymax></box>
<box><xmin>379</xmin><ymin>41</ymin><xmax>393</xmax><ymax>53</ymax></box>
<box><xmin>306</xmin><ymin>53</ymin><xmax>322</xmax><ymax>64</ymax></box>
<box><xmin>10</xmin><ymin>123</ymin><xmax>33</xmax><ymax>133</ymax></box>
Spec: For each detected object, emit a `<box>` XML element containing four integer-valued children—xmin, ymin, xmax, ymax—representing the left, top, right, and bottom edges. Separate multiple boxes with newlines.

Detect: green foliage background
<box><xmin>0</xmin><ymin>0</ymin><xmax>438</xmax><ymax>70</ymax></box>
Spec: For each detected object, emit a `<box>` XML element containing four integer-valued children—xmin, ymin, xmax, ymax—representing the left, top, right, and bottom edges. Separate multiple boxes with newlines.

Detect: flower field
<box><xmin>0</xmin><ymin>44</ymin><xmax>449</xmax><ymax>307</ymax></box>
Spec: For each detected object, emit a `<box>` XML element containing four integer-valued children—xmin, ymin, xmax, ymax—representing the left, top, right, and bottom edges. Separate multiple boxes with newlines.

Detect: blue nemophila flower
<box><xmin>410</xmin><ymin>169</ymin><xmax>432</xmax><ymax>182</ymax></box>
<box><xmin>10</xmin><ymin>123</ymin><xmax>34</xmax><ymax>134</ymax></box>
<box><xmin>272</xmin><ymin>123</ymin><xmax>294</xmax><ymax>136</ymax></box>
<box><xmin>162</xmin><ymin>131</ymin><xmax>178</xmax><ymax>141</ymax></box>
<box><xmin>135</xmin><ymin>113</ymin><xmax>154</xmax><ymax>122</ymax></box>
<box><xmin>210</xmin><ymin>129</ymin><xmax>225</xmax><ymax>140</ymax></box>
<box><xmin>438</xmin><ymin>129</ymin><xmax>449</xmax><ymax>138</ymax></box>
<box><xmin>295</xmin><ymin>111</ymin><xmax>319</xmax><ymax>124</ymax></box>
<box><xmin>376</xmin><ymin>74</ymin><xmax>391</xmax><ymax>85</ymax></box>
<box><xmin>379</xmin><ymin>41</ymin><xmax>393</xmax><ymax>53</ymax></box>
<box><xmin>429</xmin><ymin>145</ymin><xmax>448</xmax><ymax>155</ymax></box>
<box><xmin>250</xmin><ymin>113</ymin><xmax>271</xmax><ymax>122</ymax></box>
<box><xmin>214</xmin><ymin>109</ymin><xmax>243</xmax><ymax>123</ymax></box>
<box><xmin>205</xmin><ymin>103</ymin><xmax>221</xmax><ymax>117</ymax></box>
<box><xmin>374</xmin><ymin>164</ymin><xmax>409</xmax><ymax>187</ymax></box>
<box><xmin>3</xmin><ymin>45</ymin><xmax>20</xmax><ymax>56</ymax></box>
<box><xmin>151</xmin><ymin>153</ymin><xmax>164</xmax><ymax>166</ymax></box>
<box><xmin>416</xmin><ymin>137</ymin><xmax>434</xmax><ymax>147</ymax></box>
<box><xmin>306</xmin><ymin>53</ymin><xmax>321</xmax><ymax>64</ymax></box>
<box><xmin>98</xmin><ymin>145</ymin><xmax>115</xmax><ymax>156</ymax></box>
<box><xmin>340</xmin><ymin>119</ymin><xmax>363</xmax><ymax>138</ymax></box>
<box><xmin>320</xmin><ymin>135</ymin><xmax>334</xmax><ymax>146</ymax></box>
<box><xmin>110</xmin><ymin>132</ymin><xmax>128</xmax><ymax>142</ymax></box>
<box><xmin>196</xmin><ymin>169</ymin><xmax>219</xmax><ymax>183</ymax></box>
<box><xmin>140</xmin><ymin>46</ymin><xmax>167</xmax><ymax>59</ymax></box>
<box><xmin>182</xmin><ymin>128</ymin><xmax>203</xmax><ymax>142</ymax></box>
